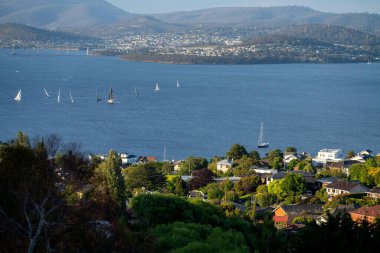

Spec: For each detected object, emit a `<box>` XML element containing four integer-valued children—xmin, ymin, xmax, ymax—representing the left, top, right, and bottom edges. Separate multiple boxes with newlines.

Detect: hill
<box><xmin>152</xmin><ymin>6</ymin><xmax>380</xmax><ymax>35</ymax></box>
<box><xmin>250</xmin><ymin>24</ymin><xmax>380</xmax><ymax>46</ymax></box>
<box><xmin>0</xmin><ymin>23</ymin><xmax>98</xmax><ymax>45</ymax></box>
<box><xmin>0</xmin><ymin>0</ymin><xmax>131</xmax><ymax>28</ymax></box>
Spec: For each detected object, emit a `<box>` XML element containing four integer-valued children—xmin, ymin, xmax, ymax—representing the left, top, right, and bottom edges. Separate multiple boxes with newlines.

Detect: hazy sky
<box><xmin>107</xmin><ymin>0</ymin><xmax>380</xmax><ymax>14</ymax></box>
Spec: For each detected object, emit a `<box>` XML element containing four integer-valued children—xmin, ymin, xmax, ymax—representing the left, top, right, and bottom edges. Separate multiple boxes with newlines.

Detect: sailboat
<box><xmin>14</xmin><ymin>89</ymin><xmax>21</xmax><ymax>101</ymax></box>
<box><xmin>69</xmin><ymin>91</ymin><xmax>74</xmax><ymax>103</ymax></box>
<box><xmin>96</xmin><ymin>91</ymin><xmax>102</xmax><ymax>102</ymax></box>
<box><xmin>176</xmin><ymin>80</ymin><xmax>180</xmax><ymax>88</ymax></box>
<box><xmin>155</xmin><ymin>83</ymin><xmax>160</xmax><ymax>91</ymax></box>
<box><xmin>43</xmin><ymin>88</ymin><xmax>50</xmax><ymax>97</ymax></box>
<box><xmin>10</xmin><ymin>46</ymin><xmax>16</xmax><ymax>56</ymax></box>
<box><xmin>57</xmin><ymin>89</ymin><xmax>60</xmax><ymax>103</ymax></box>
<box><xmin>258</xmin><ymin>122</ymin><xmax>269</xmax><ymax>148</ymax></box>
<box><xmin>134</xmin><ymin>87</ymin><xmax>139</xmax><ymax>97</ymax></box>
<box><xmin>107</xmin><ymin>87</ymin><xmax>114</xmax><ymax>104</ymax></box>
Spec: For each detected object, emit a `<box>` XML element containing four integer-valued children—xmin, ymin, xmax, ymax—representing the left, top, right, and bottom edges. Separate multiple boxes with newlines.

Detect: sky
<box><xmin>107</xmin><ymin>0</ymin><xmax>380</xmax><ymax>14</ymax></box>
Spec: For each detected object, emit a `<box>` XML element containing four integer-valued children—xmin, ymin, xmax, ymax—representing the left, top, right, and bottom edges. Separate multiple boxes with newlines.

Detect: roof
<box><xmin>217</xmin><ymin>159</ymin><xmax>233</xmax><ymax>165</ymax></box>
<box><xmin>269</xmin><ymin>172</ymin><xmax>287</xmax><ymax>179</ymax></box>
<box><xmin>316</xmin><ymin>177</ymin><xmax>337</xmax><ymax>184</ymax></box>
<box><xmin>349</xmin><ymin>205</ymin><xmax>380</xmax><ymax>218</ymax></box>
<box><xmin>326</xmin><ymin>180</ymin><xmax>363</xmax><ymax>191</ymax></box>
<box><xmin>368</xmin><ymin>188</ymin><xmax>380</xmax><ymax>194</ymax></box>
<box><xmin>276</xmin><ymin>204</ymin><xmax>323</xmax><ymax>215</ymax></box>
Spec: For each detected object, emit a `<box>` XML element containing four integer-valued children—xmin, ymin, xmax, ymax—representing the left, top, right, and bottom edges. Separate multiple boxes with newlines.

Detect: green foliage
<box><xmin>285</xmin><ymin>147</ymin><xmax>297</xmax><ymax>153</ymax></box>
<box><xmin>286</xmin><ymin>159</ymin><xmax>300</xmax><ymax>170</ymax></box>
<box><xmin>292</xmin><ymin>216</ymin><xmax>316</xmax><ymax>225</ymax></box>
<box><xmin>131</xmin><ymin>194</ymin><xmax>226</xmax><ymax>227</ymax></box>
<box><xmin>179</xmin><ymin>156</ymin><xmax>208</xmax><ymax>175</ymax></box>
<box><xmin>233</xmin><ymin>155</ymin><xmax>255</xmax><ymax>176</ymax></box>
<box><xmin>201</xmin><ymin>183</ymin><xmax>224</xmax><ymax>200</ymax></box>
<box><xmin>268</xmin><ymin>173</ymin><xmax>306</xmax><ymax>202</ymax></box>
<box><xmin>226</xmin><ymin>143</ymin><xmax>248</xmax><ymax>160</ymax></box>
<box><xmin>166</xmin><ymin>176</ymin><xmax>188</xmax><ymax>196</ymax></box>
<box><xmin>315</xmin><ymin>188</ymin><xmax>328</xmax><ymax>203</ymax></box>
<box><xmin>154</xmin><ymin>222</ymin><xmax>249</xmax><ymax>253</ymax></box>
<box><xmin>349</xmin><ymin>162</ymin><xmax>380</xmax><ymax>187</ymax></box>
<box><xmin>16</xmin><ymin>130</ymin><xmax>30</xmax><ymax>147</ymax></box>
<box><xmin>123</xmin><ymin>162</ymin><xmax>165</xmax><ymax>195</ymax></box>
<box><xmin>346</xmin><ymin>150</ymin><xmax>355</xmax><ymax>158</ymax></box>
<box><xmin>92</xmin><ymin>150</ymin><xmax>126</xmax><ymax>212</ymax></box>
<box><xmin>248</xmin><ymin>150</ymin><xmax>261</xmax><ymax>164</ymax></box>
<box><xmin>266</xmin><ymin>149</ymin><xmax>283</xmax><ymax>168</ymax></box>
<box><xmin>234</xmin><ymin>175</ymin><xmax>261</xmax><ymax>196</ymax></box>
<box><xmin>256</xmin><ymin>192</ymin><xmax>277</xmax><ymax>207</ymax></box>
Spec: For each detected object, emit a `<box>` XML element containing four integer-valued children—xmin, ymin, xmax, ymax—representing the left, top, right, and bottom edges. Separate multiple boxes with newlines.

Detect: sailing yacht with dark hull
<box><xmin>107</xmin><ymin>87</ymin><xmax>114</xmax><ymax>104</ymax></box>
<box><xmin>258</xmin><ymin>122</ymin><xmax>269</xmax><ymax>148</ymax></box>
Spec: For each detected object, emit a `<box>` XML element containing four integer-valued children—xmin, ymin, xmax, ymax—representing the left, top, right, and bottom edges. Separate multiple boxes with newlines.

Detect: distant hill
<box><xmin>0</xmin><ymin>0</ymin><xmax>132</xmax><ymax>28</ymax></box>
<box><xmin>152</xmin><ymin>6</ymin><xmax>380</xmax><ymax>34</ymax></box>
<box><xmin>251</xmin><ymin>24</ymin><xmax>380</xmax><ymax>46</ymax></box>
<box><xmin>0</xmin><ymin>23</ymin><xmax>97</xmax><ymax>44</ymax></box>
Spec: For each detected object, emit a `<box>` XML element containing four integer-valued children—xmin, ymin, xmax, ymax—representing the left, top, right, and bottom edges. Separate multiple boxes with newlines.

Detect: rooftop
<box><xmin>326</xmin><ymin>180</ymin><xmax>364</xmax><ymax>191</ymax></box>
<box><xmin>349</xmin><ymin>205</ymin><xmax>380</xmax><ymax>217</ymax></box>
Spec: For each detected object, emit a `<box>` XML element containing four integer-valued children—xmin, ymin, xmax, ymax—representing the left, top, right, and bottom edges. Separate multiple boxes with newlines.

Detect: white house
<box><xmin>325</xmin><ymin>180</ymin><xmax>369</xmax><ymax>198</ymax></box>
<box><xmin>119</xmin><ymin>153</ymin><xmax>139</xmax><ymax>165</ymax></box>
<box><xmin>312</xmin><ymin>149</ymin><xmax>343</xmax><ymax>166</ymax></box>
<box><xmin>217</xmin><ymin>159</ymin><xmax>233</xmax><ymax>173</ymax></box>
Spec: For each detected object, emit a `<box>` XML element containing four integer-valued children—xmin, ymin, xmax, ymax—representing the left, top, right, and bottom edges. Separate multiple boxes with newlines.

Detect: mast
<box><xmin>163</xmin><ymin>145</ymin><xmax>167</xmax><ymax>161</ymax></box>
<box><xmin>86</xmin><ymin>47</ymin><xmax>89</xmax><ymax>56</ymax></box>
<box><xmin>258</xmin><ymin>122</ymin><xmax>264</xmax><ymax>145</ymax></box>
<box><xmin>135</xmin><ymin>87</ymin><xmax>139</xmax><ymax>97</ymax></box>
<box><xmin>107</xmin><ymin>87</ymin><xmax>114</xmax><ymax>104</ymax></box>
<box><xmin>57</xmin><ymin>90</ymin><xmax>60</xmax><ymax>103</ymax></box>
<box><xmin>177</xmin><ymin>80</ymin><xmax>180</xmax><ymax>88</ymax></box>
<box><xmin>69</xmin><ymin>91</ymin><xmax>74</xmax><ymax>103</ymax></box>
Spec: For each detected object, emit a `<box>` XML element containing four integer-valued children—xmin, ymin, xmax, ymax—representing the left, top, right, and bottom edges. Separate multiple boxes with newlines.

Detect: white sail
<box><xmin>107</xmin><ymin>87</ymin><xmax>114</xmax><ymax>104</ymax></box>
<box><xmin>14</xmin><ymin>89</ymin><xmax>21</xmax><ymax>101</ymax></box>
<box><xmin>135</xmin><ymin>87</ymin><xmax>139</xmax><ymax>97</ymax></box>
<box><xmin>69</xmin><ymin>91</ymin><xmax>74</xmax><ymax>103</ymax></box>
<box><xmin>176</xmin><ymin>80</ymin><xmax>180</xmax><ymax>88</ymax></box>
<box><xmin>155</xmin><ymin>83</ymin><xmax>160</xmax><ymax>91</ymax></box>
<box><xmin>86</xmin><ymin>47</ymin><xmax>89</xmax><ymax>56</ymax></box>
<box><xmin>258</xmin><ymin>122</ymin><xmax>269</xmax><ymax>148</ymax></box>
<box><xmin>57</xmin><ymin>89</ymin><xmax>60</xmax><ymax>103</ymax></box>
<box><xmin>44</xmin><ymin>88</ymin><xmax>49</xmax><ymax>97</ymax></box>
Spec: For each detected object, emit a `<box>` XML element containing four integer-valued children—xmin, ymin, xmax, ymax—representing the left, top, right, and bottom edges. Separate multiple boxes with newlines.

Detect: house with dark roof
<box><xmin>349</xmin><ymin>205</ymin><xmax>380</xmax><ymax>223</ymax></box>
<box><xmin>273</xmin><ymin>204</ymin><xmax>323</xmax><ymax>227</ymax></box>
<box><xmin>325</xmin><ymin>180</ymin><xmax>369</xmax><ymax>198</ymax></box>
<box><xmin>317</xmin><ymin>204</ymin><xmax>359</xmax><ymax>225</ymax></box>
<box><xmin>367</xmin><ymin>188</ymin><xmax>380</xmax><ymax>199</ymax></box>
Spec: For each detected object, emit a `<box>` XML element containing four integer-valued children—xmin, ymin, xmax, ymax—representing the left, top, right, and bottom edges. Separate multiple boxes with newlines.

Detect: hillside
<box><xmin>152</xmin><ymin>6</ymin><xmax>380</xmax><ymax>35</ymax></box>
<box><xmin>250</xmin><ymin>24</ymin><xmax>380</xmax><ymax>46</ymax></box>
<box><xmin>0</xmin><ymin>23</ymin><xmax>98</xmax><ymax>45</ymax></box>
<box><xmin>0</xmin><ymin>0</ymin><xmax>132</xmax><ymax>28</ymax></box>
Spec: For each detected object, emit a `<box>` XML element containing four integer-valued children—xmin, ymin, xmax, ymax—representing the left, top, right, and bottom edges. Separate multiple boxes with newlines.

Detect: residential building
<box><xmin>217</xmin><ymin>159</ymin><xmax>233</xmax><ymax>173</ymax></box>
<box><xmin>349</xmin><ymin>205</ymin><xmax>380</xmax><ymax>223</ymax></box>
<box><xmin>367</xmin><ymin>188</ymin><xmax>380</xmax><ymax>199</ymax></box>
<box><xmin>312</xmin><ymin>149</ymin><xmax>343</xmax><ymax>166</ymax></box>
<box><xmin>119</xmin><ymin>153</ymin><xmax>138</xmax><ymax>165</ymax></box>
<box><xmin>173</xmin><ymin>160</ymin><xmax>184</xmax><ymax>171</ymax></box>
<box><xmin>273</xmin><ymin>204</ymin><xmax>323</xmax><ymax>227</ymax></box>
<box><xmin>325</xmin><ymin>180</ymin><xmax>369</xmax><ymax>198</ymax></box>
<box><xmin>136</xmin><ymin>156</ymin><xmax>157</xmax><ymax>164</ymax></box>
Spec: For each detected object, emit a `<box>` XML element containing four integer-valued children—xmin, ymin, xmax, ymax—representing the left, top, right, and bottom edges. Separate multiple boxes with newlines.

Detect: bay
<box><xmin>1</xmin><ymin>48</ymin><xmax>380</xmax><ymax>160</ymax></box>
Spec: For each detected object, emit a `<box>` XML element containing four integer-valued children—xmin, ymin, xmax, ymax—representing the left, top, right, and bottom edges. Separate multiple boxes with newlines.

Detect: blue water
<box><xmin>1</xmin><ymin>48</ymin><xmax>380</xmax><ymax>160</ymax></box>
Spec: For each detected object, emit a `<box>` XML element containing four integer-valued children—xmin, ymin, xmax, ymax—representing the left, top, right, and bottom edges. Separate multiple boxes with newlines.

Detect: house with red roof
<box><xmin>349</xmin><ymin>205</ymin><xmax>380</xmax><ymax>223</ymax></box>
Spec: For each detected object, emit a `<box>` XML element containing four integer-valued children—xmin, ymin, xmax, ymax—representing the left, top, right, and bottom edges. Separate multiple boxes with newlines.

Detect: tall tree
<box><xmin>92</xmin><ymin>150</ymin><xmax>126</xmax><ymax>214</ymax></box>
<box><xmin>124</xmin><ymin>162</ymin><xmax>165</xmax><ymax>195</ymax></box>
<box><xmin>0</xmin><ymin>141</ymin><xmax>63</xmax><ymax>253</ymax></box>
<box><xmin>226</xmin><ymin>143</ymin><xmax>248</xmax><ymax>160</ymax></box>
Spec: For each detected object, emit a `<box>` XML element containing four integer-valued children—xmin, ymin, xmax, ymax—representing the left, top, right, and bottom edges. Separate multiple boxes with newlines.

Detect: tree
<box><xmin>92</xmin><ymin>150</ymin><xmax>126</xmax><ymax>214</ymax></box>
<box><xmin>234</xmin><ymin>175</ymin><xmax>261</xmax><ymax>195</ymax></box>
<box><xmin>16</xmin><ymin>130</ymin><xmax>30</xmax><ymax>147</ymax></box>
<box><xmin>248</xmin><ymin>150</ymin><xmax>261</xmax><ymax>164</ymax></box>
<box><xmin>287</xmin><ymin>159</ymin><xmax>300</xmax><ymax>170</ymax></box>
<box><xmin>226</xmin><ymin>143</ymin><xmax>248</xmax><ymax>160</ymax></box>
<box><xmin>166</xmin><ymin>176</ymin><xmax>188</xmax><ymax>196</ymax></box>
<box><xmin>188</xmin><ymin>168</ymin><xmax>213</xmax><ymax>190</ymax></box>
<box><xmin>45</xmin><ymin>133</ymin><xmax>62</xmax><ymax>158</ymax></box>
<box><xmin>179</xmin><ymin>157</ymin><xmax>208</xmax><ymax>175</ymax></box>
<box><xmin>124</xmin><ymin>162</ymin><xmax>165</xmax><ymax>195</ymax></box>
<box><xmin>285</xmin><ymin>147</ymin><xmax>297</xmax><ymax>153</ymax></box>
<box><xmin>266</xmin><ymin>149</ymin><xmax>283</xmax><ymax>168</ymax></box>
<box><xmin>346</xmin><ymin>150</ymin><xmax>356</xmax><ymax>159</ymax></box>
<box><xmin>0</xmin><ymin>141</ymin><xmax>63</xmax><ymax>253</ymax></box>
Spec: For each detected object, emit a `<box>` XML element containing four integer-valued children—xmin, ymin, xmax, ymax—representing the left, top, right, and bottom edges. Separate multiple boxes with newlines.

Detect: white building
<box><xmin>217</xmin><ymin>159</ymin><xmax>233</xmax><ymax>173</ymax></box>
<box><xmin>312</xmin><ymin>149</ymin><xmax>343</xmax><ymax>166</ymax></box>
